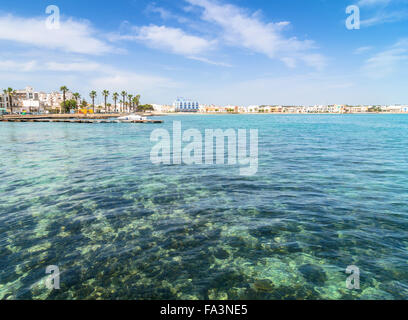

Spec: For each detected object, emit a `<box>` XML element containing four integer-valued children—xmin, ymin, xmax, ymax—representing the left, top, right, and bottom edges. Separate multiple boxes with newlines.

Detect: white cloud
<box><xmin>354</xmin><ymin>46</ymin><xmax>373</xmax><ymax>54</ymax></box>
<box><xmin>0</xmin><ymin>60</ymin><xmax>38</xmax><ymax>72</ymax></box>
<box><xmin>90</xmin><ymin>71</ymin><xmax>179</xmax><ymax>94</ymax></box>
<box><xmin>360</xmin><ymin>9</ymin><xmax>408</xmax><ymax>26</ymax></box>
<box><xmin>188</xmin><ymin>56</ymin><xmax>232</xmax><ymax>67</ymax></box>
<box><xmin>0</xmin><ymin>59</ymin><xmax>103</xmax><ymax>73</ymax></box>
<box><xmin>186</xmin><ymin>0</ymin><xmax>327</xmax><ymax>70</ymax></box>
<box><xmin>0</xmin><ymin>57</ymin><xmax>178</xmax><ymax>102</ymax></box>
<box><xmin>145</xmin><ymin>3</ymin><xmax>189</xmax><ymax>23</ymax></box>
<box><xmin>110</xmin><ymin>24</ymin><xmax>227</xmax><ymax>66</ymax></box>
<box><xmin>45</xmin><ymin>61</ymin><xmax>102</xmax><ymax>72</ymax></box>
<box><xmin>146</xmin><ymin>4</ymin><xmax>174</xmax><ymax>20</ymax></box>
<box><xmin>363</xmin><ymin>39</ymin><xmax>408</xmax><ymax>78</ymax></box>
<box><xmin>134</xmin><ymin>25</ymin><xmax>214</xmax><ymax>56</ymax></box>
<box><xmin>355</xmin><ymin>0</ymin><xmax>408</xmax><ymax>27</ymax></box>
<box><xmin>0</xmin><ymin>14</ymin><xmax>113</xmax><ymax>55</ymax></box>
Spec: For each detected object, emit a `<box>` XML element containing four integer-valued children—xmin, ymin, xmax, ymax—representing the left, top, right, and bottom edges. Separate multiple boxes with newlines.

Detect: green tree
<box><xmin>61</xmin><ymin>99</ymin><xmax>77</xmax><ymax>113</ymax></box>
<box><xmin>60</xmin><ymin>86</ymin><xmax>69</xmax><ymax>114</ymax></box>
<box><xmin>73</xmin><ymin>93</ymin><xmax>81</xmax><ymax>110</ymax></box>
<box><xmin>128</xmin><ymin>94</ymin><xmax>133</xmax><ymax>112</ymax></box>
<box><xmin>89</xmin><ymin>91</ymin><xmax>97</xmax><ymax>113</ymax></box>
<box><xmin>133</xmin><ymin>94</ymin><xmax>141</xmax><ymax>111</ymax></box>
<box><xmin>121</xmin><ymin>91</ymin><xmax>127</xmax><ymax>113</ymax></box>
<box><xmin>113</xmin><ymin>92</ymin><xmax>119</xmax><ymax>113</ymax></box>
<box><xmin>102</xmin><ymin>90</ymin><xmax>110</xmax><ymax>113</ymax></box>
<box><xmin>137</xmin><ymin>104</ymin><xmax>154</xmax><ymax>112</ymax></box>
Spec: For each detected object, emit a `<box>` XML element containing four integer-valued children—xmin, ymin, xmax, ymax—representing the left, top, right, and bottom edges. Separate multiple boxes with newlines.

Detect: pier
<box><xmin>0</xmin><ymin>118</ymin><xmax>163</xmax><ymax>124</ymax></box>
<box><xmin>0</xmin><ymin>114</ymin><xmax>163</xmax><ymax>124</ymax></box>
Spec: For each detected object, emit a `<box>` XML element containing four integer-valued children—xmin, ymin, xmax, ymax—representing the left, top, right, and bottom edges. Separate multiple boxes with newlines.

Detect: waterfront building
<box><xmin>344</xmin><ymin>106</ymin><xmax>368</xmax><ymax>113</ymax></box>
<box><xmin>282</xmin><ymin>106</ymin><xmax>303</xmax><ymax>113</ymax></box>
<box><xmin>0</xmin><ymin>87</ymin><xmax>73</xmax><ymax>113</ymax></box>
<box><xmin>0</xmin><ymin>87</ymin><xmax>40</xmax><ymax>113</ymax></box>
<box><xmin>202</xmin><ymin>105</ymin><xmax>215</xmax><ymax>113</ymax></box>
<box><xmin>0</xmin><ymin>94</ymin><xmax>9</xmax><ymax>110</ymax></box>
<box><xmin>152</xmin><ymin>104</ymin><xmax>175</xmax><ymax>113</ymax></box>
<box><xmin>226</xmin><ymin>105</ymin><xmax>242</xmax><ymax>113</ymax></box>
<box><xmin>173</xmin><ymin>97</ymin><xmax>199</xmax><ymax>112</ymax></box>
<box><xmin>39</xmin><ymin>91</ymin><xmax>73</xmax><ymax>110</ymax></box>
<box><xmin>198</xmin><ymin>104</ymin><xmax>207</xmax><ymax>113</ymax></box>
<box><xmin>202</xmin><ymin>105</ymin><xmax>219</xmax><ymax>113</ymax></box>
<box><xmin>269</xmin><ymin>106</ymin><xmax>283</xmax><ymax>113</ymax></box>
<box><xmin>246</xmin><ymin>105</ymin><xmax>260</xmax><ymax>113</ymax></box>
<box><xmin>14</xmin><ymin>86</ymin><xmax>38</xmax><ymax>102</ymax></box>
<box><xmin>383</xmin><ymin>105</ymin><xmax>406</xmax><ymax>113</ymax></box>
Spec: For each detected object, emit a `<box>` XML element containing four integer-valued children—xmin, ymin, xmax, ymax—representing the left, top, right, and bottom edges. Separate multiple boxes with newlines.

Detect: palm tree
<box><xmin>60</xmin><ymin>86</ymin><xmax>69</xmax><ymax>114</ymax></box>
<box><xmin>121</xmin><ymin>91</ymin><xmax>127</xmax><ymax>113</ymax></box>
<box><xmin>102</xmin><ymin>90</ymin><xmax>110</xmax><ymax>113</ymax></box>
<box><xmin>89</xmin><ymin>91</ymin><xmax>97</xmax><ymax>113</ymax></box>
<box><xmin>4</xmin><ymin>88</ymin><xmax>16</xmax><ymax>114</ymax></box>
<box><xmin>134</xmin><ymin>94</ymin><xmax>141</xmax><ymax>111</ymax></box>
<box><xmin>3</xmin><ymin>89</ymin><xmax>9</xmax><ymax>112</ymax></box>
<box><xmin>113</xmin><ymin>92</ymin><xmax>119</xmax><ymax>113</ymax></box>
<box><xmin>128</xmin><ymin>94</ymin><xmax>133</xmax><ymax>112</ymax></box>
<box><xmin>73</xmin><ymin>93</ymin><xmax>81</xmax><ymax>111</ymax></box>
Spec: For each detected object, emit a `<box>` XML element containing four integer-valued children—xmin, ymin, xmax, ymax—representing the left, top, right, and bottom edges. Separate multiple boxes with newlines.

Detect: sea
<box><xmin>0</xmin><ymin>114</ymin><xmax>407</xmax><ymax>300</ymax></box>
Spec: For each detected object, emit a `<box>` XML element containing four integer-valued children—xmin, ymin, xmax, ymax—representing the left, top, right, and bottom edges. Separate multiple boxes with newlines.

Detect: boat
<box><xmin>117</xmin><ymin>114</ymin><xmax>147</xmax><ymax>121</ymax></box>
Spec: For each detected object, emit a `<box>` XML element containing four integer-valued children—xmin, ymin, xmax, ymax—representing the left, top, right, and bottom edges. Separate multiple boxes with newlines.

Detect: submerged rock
<box><xmin>298</xmin><ymin>264</ymin><xmax>327</xmax><ymax>286</ymax></box>
<box><xmin>214</xmin><ymin>248</ymin><xmax>230</xmax><ymax>260</ymax></box>
<box><xmin>253</xmin><ymin>279</ymin><xmax>274</xmax><ymax>292</ymax></box>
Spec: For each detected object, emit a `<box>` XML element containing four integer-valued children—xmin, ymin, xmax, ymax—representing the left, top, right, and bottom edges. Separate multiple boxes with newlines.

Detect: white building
<box><xmin>0</xmin><ymin>87</ymin><xmax>41</xmax><ymax>112</ymax></box>
<box><xmin>245</xmin><ymin>105</ymin><xmax>260</xmax><ymax>113</ymax></box>
<box><xmin>383</xmin><ymin>105</ymin><xmax>406</xmax><ymax>113</ymax></box>
<box><xmin>0</xmin><ymin>94</ymin><xmax>10</xmax><ymax>109</ymax></box>
<box><xmin>1</xmin><ymin>87</ymin><xmax>76</xmax><ymax>113</ymax></box>
<box><xmin>152</xmin><ymin>104</ymin><xmax>175</xmax><ymax>113</ymax></box>
<box><xmin>38</xmin><ymin>91</ymin><xmax>73</xmax><ymax>110</ymax></box>
<box><xmin>173</xmin><ymin>97</ymin><xmax>199</xmax><ymax>112</ymax></box>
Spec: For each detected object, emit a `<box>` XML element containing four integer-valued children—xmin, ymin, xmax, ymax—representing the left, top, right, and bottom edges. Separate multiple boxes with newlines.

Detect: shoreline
<box><xmin>151</xmin><ymin>112</ymin><xmax>408</xmax><ymax>116</ymax></box>
<box><xmin>2</xmin><ymin>112</ymin><xmax>407</xmax><ymax>121</ymax></box>
<box><xmin>0</xmin><ymin>113</ymin><xmax>148</xmax><ymax>120</ymax></box>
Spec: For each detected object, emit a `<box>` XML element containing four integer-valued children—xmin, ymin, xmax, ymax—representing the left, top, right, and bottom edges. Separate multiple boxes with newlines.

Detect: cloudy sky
<box><xmin>0</xmin><ymin>0</ymin><xmax>407</xmax><ymax>105</ymax></box>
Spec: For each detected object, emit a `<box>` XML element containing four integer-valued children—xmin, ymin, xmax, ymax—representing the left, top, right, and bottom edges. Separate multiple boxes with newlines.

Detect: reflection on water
<box><xmin>1</xmin><ymin>115</ymin><xmax>408</xmax><ymax>300</ymax></box>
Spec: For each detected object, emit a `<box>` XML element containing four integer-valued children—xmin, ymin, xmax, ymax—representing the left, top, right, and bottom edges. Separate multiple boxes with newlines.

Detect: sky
<box><xmin>0</xmin><ymin>0</ymin><xmax>407</xmax><ymax>106</ymax></box>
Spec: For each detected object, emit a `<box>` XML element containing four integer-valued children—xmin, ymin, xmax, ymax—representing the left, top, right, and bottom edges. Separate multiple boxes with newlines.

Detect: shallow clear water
<box><xmin>1</xmin><ymin>114</ymin><xmax>408</xmax><ymax>300</ymax></box>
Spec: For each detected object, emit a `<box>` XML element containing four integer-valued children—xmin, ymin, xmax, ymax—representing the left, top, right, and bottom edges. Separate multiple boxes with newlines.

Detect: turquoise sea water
<box><xmin>1</xmin><ymin>114</ymin><xmax>408</xmax><ymax>300</ymax></box>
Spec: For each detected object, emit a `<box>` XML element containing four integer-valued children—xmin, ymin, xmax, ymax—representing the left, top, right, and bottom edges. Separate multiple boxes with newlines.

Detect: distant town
<box><xmin>1</xmin><ymin>86</ymin><xmax>408</xmax><ymax>115</ymax></box>
<box><xmin>160</xmin><ymin>97</ymin><xmax>408</xmax><ymax>114</ymax></box>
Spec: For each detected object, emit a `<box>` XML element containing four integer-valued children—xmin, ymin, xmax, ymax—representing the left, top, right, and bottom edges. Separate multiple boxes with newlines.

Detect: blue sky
<box><xmin>0</xmin><ymin>0</ymin><xmax>407</xmax><ymax>105</ymax></box>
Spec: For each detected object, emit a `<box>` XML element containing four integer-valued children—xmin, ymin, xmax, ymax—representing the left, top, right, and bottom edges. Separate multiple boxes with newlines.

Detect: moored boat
<box><xmin>117</xmin><ymin>114</ymin><xmax>147</xmax><ymax>121</ymax></box>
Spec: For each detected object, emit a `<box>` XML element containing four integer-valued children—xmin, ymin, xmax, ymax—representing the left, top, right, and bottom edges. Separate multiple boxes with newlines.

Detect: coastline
<box><xmin>0</xmin><ymin>113</ymin><xmax>148</xmax><ymax>120</ymax></box>
<box><xmin>151</xmin><ymin>112</ymin><xmax>408</xmax><ymax>116</ymax></box>
<box><xmin>2</xmin><ymin>112</ymin><xmax>407</xmax><ymax>121</ymax></box>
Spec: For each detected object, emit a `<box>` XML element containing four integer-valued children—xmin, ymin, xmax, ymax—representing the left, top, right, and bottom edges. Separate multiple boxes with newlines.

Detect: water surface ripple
<box><xmin>1</xmin><ymin>115</ymin><xmax>407</xmax><ymax>300</ymax></box>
